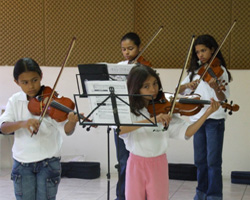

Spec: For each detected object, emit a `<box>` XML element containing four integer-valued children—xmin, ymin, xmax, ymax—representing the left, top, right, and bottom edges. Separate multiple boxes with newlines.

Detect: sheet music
<box><xmin>85</xmin><ymin>80</ymin><xmax>132</xmax><ymax>124</ymax></box>
<box><xmin>107</xmin><ymin>63</ymin><xmax>135</xmax><ymax>75</ymax></box>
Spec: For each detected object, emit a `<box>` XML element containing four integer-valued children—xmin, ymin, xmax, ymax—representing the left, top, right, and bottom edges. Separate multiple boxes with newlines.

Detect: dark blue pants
<box><xmin>193</xmin><ymin>119</ymin><xmax>225</xmax><ymax>200</ymax></box>
<box><xmin>114</xmin><ymin>131</ymin><xmax>129</xmax><ymax>200</ymax></box>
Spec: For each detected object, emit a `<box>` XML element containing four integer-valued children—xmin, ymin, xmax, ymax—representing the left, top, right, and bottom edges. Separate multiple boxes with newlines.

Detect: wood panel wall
<box><xmin>0</xmin><ymin>0</ymin><xmax>249</xmax><ymax>69</ymax></box>
<box><xmin>0</xmin><ymin>0</ymin><xmax>134</xmax><ymax>66</ymax></box>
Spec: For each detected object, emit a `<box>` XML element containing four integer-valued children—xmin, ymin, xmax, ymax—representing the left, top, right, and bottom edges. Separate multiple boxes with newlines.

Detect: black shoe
<box><xmin>115</xmin><ymin>164</ymin><xmax>119</xmax><ymax>169</ymax></box>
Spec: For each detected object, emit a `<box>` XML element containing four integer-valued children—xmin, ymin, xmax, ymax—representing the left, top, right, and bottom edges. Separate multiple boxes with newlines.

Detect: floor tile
<box><xmin>0</xmin><ymin>168</ymin><xmax>249</xmax><ymax>200</ymax></box>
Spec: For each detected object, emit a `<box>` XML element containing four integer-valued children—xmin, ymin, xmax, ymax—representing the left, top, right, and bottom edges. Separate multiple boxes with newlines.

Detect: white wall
<box><xmin>0</xmin><ymin>66</ymin><xmax>249</xmax><ymax>177</ymax></box>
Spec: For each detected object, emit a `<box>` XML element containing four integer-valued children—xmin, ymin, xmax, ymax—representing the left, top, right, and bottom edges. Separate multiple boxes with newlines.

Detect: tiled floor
<box><xmin>0</xmin><ymin>168</ymin><xmax>249</xmax><ymax>200</ymax></box>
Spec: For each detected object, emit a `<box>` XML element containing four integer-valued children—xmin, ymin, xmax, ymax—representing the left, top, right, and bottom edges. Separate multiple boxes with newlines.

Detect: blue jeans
<box><xmin>11</xmin><ymin>157</ymin><xmax>61</xmax><ymax>200</ymax></box>
<box><xmin>193</xmin><ymin>119</ymin><xmax>225</xmax><ymax>200</ymax></box>
<box><xmin>114</xmin><ymin>131</ymin><xmax>129</xmax><ymax>200</ymax></box>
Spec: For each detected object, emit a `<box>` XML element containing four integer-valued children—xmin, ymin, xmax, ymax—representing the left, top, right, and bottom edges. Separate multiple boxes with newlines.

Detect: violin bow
<box><xmin>199</xmin><ymin>20</ymin><xmax>236</xmax><ymax>82</ymax></box>
<box><xmin>169</xmin><ymin>35</ymin><xmax>196</xmax><ymax>117</ymax></box>
<box><xmin>131</xmin><ymin>26</ymin><xmax>163</xmax><ymax>64</ymax></box>
<box><xmin>32</xmin><ymin>37</ymin><xmax>76</xmax><ymax>135</ymax></box>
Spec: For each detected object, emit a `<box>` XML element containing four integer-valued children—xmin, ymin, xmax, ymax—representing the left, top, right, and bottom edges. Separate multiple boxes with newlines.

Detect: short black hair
<box><xmin>121</xmin><ymin>32</ymin><xmax>141</xmax><ymax>47</ymax></box>
<box><xmin>13</xmin><ymin>58</ymin><xmax>41</xmax><ymax>81</ymax></box>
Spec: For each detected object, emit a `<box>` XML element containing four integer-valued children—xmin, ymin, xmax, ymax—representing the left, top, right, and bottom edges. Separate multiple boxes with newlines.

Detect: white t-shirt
<box><xmin>119</xmin><ymin>107</ymin><xmax>190</xmax><ymax>157</ymax></box>
<box><xmin>0</xmin><ymin>91</ymin><xmax>66</xmax><ymax>163</ymax></box>
<box><xmin>181</xmin><ymin>66</ymin><xmax>230</xmax><ymax>122</ymax></box>
<box><xmin>117</xmin><ymin>60</ymin><xmax>129</xmax><ymax>65</ymax></box>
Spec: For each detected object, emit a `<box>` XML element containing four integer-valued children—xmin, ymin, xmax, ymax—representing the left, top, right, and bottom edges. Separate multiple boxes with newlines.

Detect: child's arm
<box><xmin>0</xmin><ymin>119</ymin><xmax>40</xmax><ymax>134</ymax></box>
<box><xmin>64</xmin><ymin>112</ymin><xmax>79</xmax><ymax>135</ymax></box>
<box><xmin>179</xmin><ymin>79</ymin><xmax>199</xmax><ymax>94</ymax></box>
<box><xmin>185</xmin><ymin>98</ymin><xmax>220</xmax><ymax>137</ymax></box>
<box><xmin>119</xmin><ymin>113</ymin><xmax>171</xmax><ymax>135</ymax></box>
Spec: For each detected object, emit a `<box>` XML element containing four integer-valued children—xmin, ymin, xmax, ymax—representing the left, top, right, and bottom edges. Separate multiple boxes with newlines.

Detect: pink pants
<box><xmin>125</xmin><ymin>153</ymin><xmax>169</xmax><ymax>200</ymax></box>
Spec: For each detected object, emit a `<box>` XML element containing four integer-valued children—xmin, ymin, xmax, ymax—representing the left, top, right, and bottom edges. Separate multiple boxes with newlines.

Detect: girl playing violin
<box><xmin>119</xmin><ymin>64</ymin><xmax>220</xmax><ymax>200</ymax></box>
<box><xmin>179</xmin><ymin>34</ymin><xmax>232</xmax><ymax>200</ymax></box>
<box><xmin>119</xmin><ymin>32</ymin><xmax>152</xmax><ymax>66</ymax></box>
<box><xmin>0</xmin><ymin>58</ymin><xmax>79</xmax><ymax>200</ymax></box>
<box><xmin>114</xmin><ymin>32</ymin><xmax>152</xmax><ymax>200</ymax></box>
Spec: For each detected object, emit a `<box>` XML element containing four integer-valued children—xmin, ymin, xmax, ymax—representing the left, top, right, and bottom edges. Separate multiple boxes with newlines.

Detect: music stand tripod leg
<box><xmin>106</xmin><ymin>126</ymin><xmax>111</xmax><ymax>200</ymax></box>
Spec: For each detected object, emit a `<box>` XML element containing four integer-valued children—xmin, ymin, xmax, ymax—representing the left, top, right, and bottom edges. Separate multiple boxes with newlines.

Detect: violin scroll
<box><xmin>222</xmin><ymin>99</ymin><xmax>239</xmax><ymax>115</ymax></box>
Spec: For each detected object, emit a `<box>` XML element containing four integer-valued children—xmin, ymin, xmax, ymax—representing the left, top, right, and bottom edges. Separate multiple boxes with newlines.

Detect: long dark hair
<box><xmin>13</xmin><ymin>58</ymin><xmax>41</xmax><ymax>81</ymax></box>
<box><xmin>121</xmin><ymin>32</ymin><xmax>141</xmax><ymax>47</ymax></box>
<box><xmin>188</xmin><ymin>34</ymin><xmax>232</xmax><ymax>82</ymax></box>
<box><xmin>127</xmin><ymin>64</ymin><xmax>163</xmax><ymax>116</ymax></box>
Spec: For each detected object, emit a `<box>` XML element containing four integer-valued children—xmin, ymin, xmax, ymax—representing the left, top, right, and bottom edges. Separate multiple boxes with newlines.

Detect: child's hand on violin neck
<box><xmin>207</xmin><ymin>98</ymin><xmax>220</xmax><ymax>114</ymax></box>
<box><xmin>155</xmin><ymin>113</ymin><xmax>171</xmax><ymax>126</ymax></box>
<box><xmin>67</xmin><ymin>112</ymin><xmax>80</xmax><ymax>123</ymax></box>
<box><xmin>23</xmin><ymin>119</ymin><xmax>40</xmax><ymax>134</ymax></box>
<box><xmin>208</xmin><ymin>78</ymin><xmax>227</xmax><ymax>92</ymax></box>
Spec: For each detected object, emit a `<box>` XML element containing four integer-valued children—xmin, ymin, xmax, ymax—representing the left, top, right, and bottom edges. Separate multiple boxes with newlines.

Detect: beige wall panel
<box><xmin>231</xmin><ymin>0</ymin><xmax>250</xmax><ymax>69</ymax></box>
<box><xmin>135</xmin><ymin>0</ymin><xmax>232</xmax><ymax>69</ymax></box>
<box><xmin>0</xmin><ymin>1</ymin><xmax>44</xmax><ymax>65</ymax></box>
<box><xmin>44</xmin><ymin>0</ymin><xmax>134</xmax><ymax>66</ymax></box>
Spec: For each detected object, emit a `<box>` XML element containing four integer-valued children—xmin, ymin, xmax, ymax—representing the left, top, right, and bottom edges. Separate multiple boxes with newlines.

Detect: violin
<box><xmin>147</xmin><ymin>92</ymin><xmax>239</xmax><ymax>117</ymax></box>
<box><xmin>30</xmin><ymin>37</ymin><xmax>79</xmax><ymax>136</ymax></box>
<box><xmin>147</xmin><ymin>92</ymin><xmax>204</xmax><ymax>117</ymax></box>
<box><xmin>28</xmin><ymin>86</ymin><xmax>95</xmax><ymax>130</ymax></box>
<box><xmin>178</xmin><ymin>97</ymin><xmax>239</xmax><ymax>115</ymax></box>
<box><xmin>197</xmin><ymin>20</ymin><xmax>236</xmax><ymax>87</ymax></box>
<box><xmin>197</xmin><ymin>57</ymin><xmax>224</xmax><ymax>84</ymax></box>
<box><xmin>28</xmin><ymin>86</ymin><xmax>76</xmax><ymax>122</ymax></box>
<box><xmin>130</xmin><ymin>55</ymin><xmax>152</xmax><ymax>67</ymax></box>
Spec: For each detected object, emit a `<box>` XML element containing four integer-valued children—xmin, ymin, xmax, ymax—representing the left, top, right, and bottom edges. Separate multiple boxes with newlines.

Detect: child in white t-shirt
<box><xmin>0</xmin><ymin>57</ymin><xmax>79</xmax><ymax>200</ymax></box>
<box><xmin>119</xmin><ymin>64</ymin><xmax>220</xmax><ymax>200</ymax></box>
